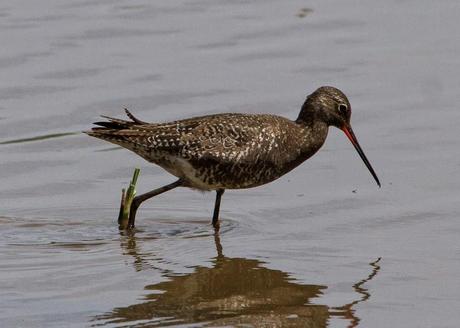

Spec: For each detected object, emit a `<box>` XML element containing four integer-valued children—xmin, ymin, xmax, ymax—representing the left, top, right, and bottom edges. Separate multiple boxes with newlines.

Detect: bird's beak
<box><xmin>342</xmin><ymin>124</ymin><xmax>381</xmax><ymax>187</ymax></box>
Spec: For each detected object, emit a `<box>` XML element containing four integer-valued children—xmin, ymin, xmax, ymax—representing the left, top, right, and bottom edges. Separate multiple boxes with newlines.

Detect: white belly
<box><xmin>159</xmin><ymin>155</ymin><xmax>212</xmax><ymax>191</ymax></box>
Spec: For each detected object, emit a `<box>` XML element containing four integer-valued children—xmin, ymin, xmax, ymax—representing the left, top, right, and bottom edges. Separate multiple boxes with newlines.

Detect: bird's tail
<box><xmin>84</xmin><ymin>108</ymin><xmax>148</xmax><ymax>148</ymax></box>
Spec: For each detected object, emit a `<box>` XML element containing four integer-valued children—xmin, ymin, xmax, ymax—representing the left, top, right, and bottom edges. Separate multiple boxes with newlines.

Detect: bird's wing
<box><xmin>86</xmin><ymin>111</ymin><xmax>280</xmax><ymax>164</ymax></box>
<box><xmin>174</xmin><ymin>113</ymin><xmax>280</xmax><ymax>164</ymax></box>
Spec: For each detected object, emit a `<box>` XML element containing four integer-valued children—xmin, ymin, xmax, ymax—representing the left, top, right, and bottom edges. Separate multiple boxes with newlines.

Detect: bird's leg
<box><xmin>212</xmin><ymin>189</ymin><xmax>225</xmax><ymax>230</ymax></box>
<box><xmin>127</xmin><ymin>179</ymin><xmax>183</xmax><ymax>229</ymax></box>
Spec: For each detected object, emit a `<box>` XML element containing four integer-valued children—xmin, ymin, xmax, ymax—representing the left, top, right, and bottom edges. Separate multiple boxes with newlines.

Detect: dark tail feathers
<box><xmin>92</xmin><ymin>108</ymin><xmax>147</xmax><ymax>130</ymax></box>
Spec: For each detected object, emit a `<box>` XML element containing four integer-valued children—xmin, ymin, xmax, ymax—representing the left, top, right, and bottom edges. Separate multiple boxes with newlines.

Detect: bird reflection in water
<box><xmin>94</xmin><ymin>230</ymin><xmax>381</xmax><ymax>327</ymax></box>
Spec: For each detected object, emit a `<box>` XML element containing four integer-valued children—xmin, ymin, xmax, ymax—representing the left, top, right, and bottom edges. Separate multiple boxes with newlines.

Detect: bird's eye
<box><xmin>338</xmin><ymin>104</ymin><xmax>348</xmax><ymax>115</ymax></box>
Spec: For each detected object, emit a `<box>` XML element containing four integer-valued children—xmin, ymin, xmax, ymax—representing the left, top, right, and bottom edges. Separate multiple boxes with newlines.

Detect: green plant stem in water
<box><xmin>118</xmin><ymin>168</ymin><xmax>140</xmax><ymax>229</ymax></box>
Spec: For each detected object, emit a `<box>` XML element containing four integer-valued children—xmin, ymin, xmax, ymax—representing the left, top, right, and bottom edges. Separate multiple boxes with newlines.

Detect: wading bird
<box><xmin>86</xmin><ymin>86</ymin><xmax>380</xmax><ymax>229</ymax></box>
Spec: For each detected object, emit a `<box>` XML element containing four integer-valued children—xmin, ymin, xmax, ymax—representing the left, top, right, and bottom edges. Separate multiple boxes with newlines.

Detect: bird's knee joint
<box><xmin>131</xmin><ymin>198</ymin><xmax>140</xmax><ymax>210</ymax></box>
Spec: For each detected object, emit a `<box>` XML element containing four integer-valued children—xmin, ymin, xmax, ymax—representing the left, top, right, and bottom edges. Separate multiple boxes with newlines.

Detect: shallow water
<box><xmin>1</xmin><ymin>1</ymin><xmax>460</xmax><ymax>327</ymax></box>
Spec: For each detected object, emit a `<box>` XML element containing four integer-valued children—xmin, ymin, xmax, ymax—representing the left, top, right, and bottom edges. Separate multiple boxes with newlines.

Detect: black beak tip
<box><xmin>342</xmin><ymin>125</ymin><xmax>381</xmax><ymax>189</ymax></box>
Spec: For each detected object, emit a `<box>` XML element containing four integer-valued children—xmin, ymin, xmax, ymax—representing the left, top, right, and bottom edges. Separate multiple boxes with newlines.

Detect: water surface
<box><xmin>1</xmin><ymin>0</ymin><xmax>460</xmax><ymax>327</ymax></box>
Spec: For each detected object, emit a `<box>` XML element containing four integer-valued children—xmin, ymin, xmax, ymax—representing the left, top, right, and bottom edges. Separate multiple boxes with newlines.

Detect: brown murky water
<box><xmin>1</xmin><ymin>1</ymin><xmax>460</xmax><ymax>327</ymax></box>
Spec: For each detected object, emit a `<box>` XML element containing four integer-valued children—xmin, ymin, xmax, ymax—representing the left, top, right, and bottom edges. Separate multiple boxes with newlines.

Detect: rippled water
<box><xmin>2</xmin><ymin>215</ymin><xmax>381</xmax><ymax>327</ymax></box>
<box><xmin>1</xmin><ymin>1</ymin><xmax>460</xmax><ymax>327</ymax></box>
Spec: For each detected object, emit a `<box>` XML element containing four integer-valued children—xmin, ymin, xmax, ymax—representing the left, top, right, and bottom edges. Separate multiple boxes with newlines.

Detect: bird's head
<box><xmin>298</xmin><ymin>86</ymin><xmax>351</xmax><ymax>128</ymax></box>
<box><xmin>297</xmin><ymin>86</ymin><xmax>381</xmax><ymax>187</ymax></box>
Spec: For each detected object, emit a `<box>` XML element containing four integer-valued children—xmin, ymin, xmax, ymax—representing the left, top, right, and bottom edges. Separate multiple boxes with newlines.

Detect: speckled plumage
<box><xmin>86</xmin><ymin>86</ymin><xmax>380</xmax><ymax>228</ymax></box>
<box><xmin>87</xmin><ymin>112</ymin><xmax>327</xmax><ymax>190</ymax></box>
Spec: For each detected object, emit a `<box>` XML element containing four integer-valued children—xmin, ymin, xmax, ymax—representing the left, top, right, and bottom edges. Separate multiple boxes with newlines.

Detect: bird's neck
<box><xmin>295</xmin><ymin>99</ymin><xmax>316</xmax><ymax>126</ymax></box>
<box><xmin>298</xmin><ymin>119</ymin><xmax>329</xmax><ymax>158</ymax></box>
<box><xmin>295</xmin><ymin>101</ymin><xmax>329</xmax><ymax>154</ymax></box>
<box><xmin>276</xmin><ymin>119</ymin><xmax>328</xmax><ymax>176</ymax></box>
